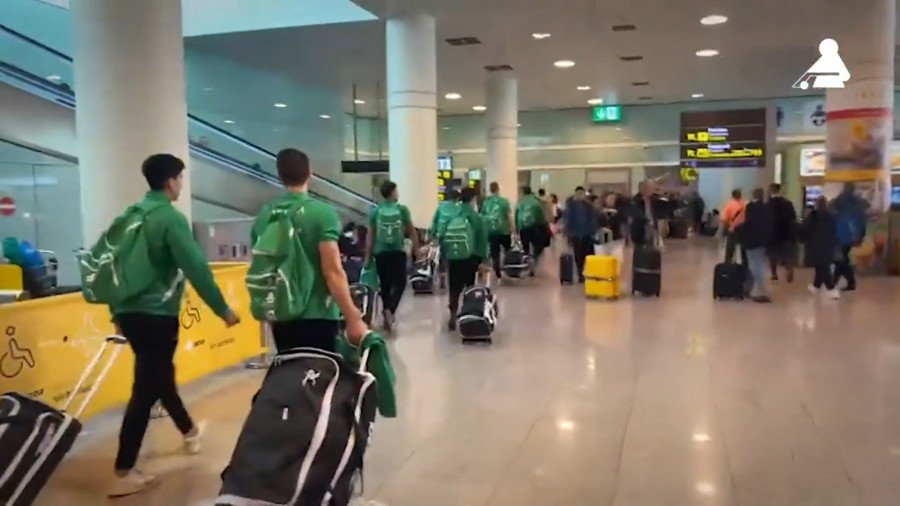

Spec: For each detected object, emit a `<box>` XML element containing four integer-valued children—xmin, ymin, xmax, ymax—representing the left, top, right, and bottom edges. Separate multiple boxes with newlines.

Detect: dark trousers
<box><xmin>813</xmin><ymin>263</ymin><xmax>835</xmax><ymax>290</ymax></box>
<box><xmin>489</xmin><ymin>234</ymin><xmax>512</xmax><ymax>277</ymax></box>
<box><xmin>271</xmin><ymin>319</ymin><xmax>339</xmax><ymax>354</ymax></box>
<box><xmin>768</xmin><ymin>242</ymin><xmax>796</xmax><ymax>281</ymax></box>
<box><xmin>448</xmin><ymin>257</ymin><xmax>481</xmax><ymax>312</ymax></box>
<box><xmin>570</xmin><ymin>235</ymin><xmax>594</xmax><ymax>282</ymax></box>
<box><xmin>115</xmin><ymin>313</ymin><xmax>193</xmax><ymax>471</ymax></box>
<box><xmin>520</xmin><ymin>225</ymin><xmax>546</xmax><ymax>265</ymax></box>
<box><xmin>375</xmin><ymin>250</ymin><xmax>407</xmax><ymax>313</ymax></box>
<box><xmin>833</xmin><ymin>246</ymin><xmax>856</xmax><ymax>289</ymax></box>
<box><xmin>724</xmin><ymin>232</ymin><xmax>748</xmax><ymax>265</ymax></box>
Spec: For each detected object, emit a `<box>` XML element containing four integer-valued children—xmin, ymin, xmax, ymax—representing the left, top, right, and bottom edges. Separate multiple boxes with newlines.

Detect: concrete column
<box><xmin>486</xmin><ymin>70</ymin><xmax>519</xmax><ymax>206</ymax></box>
<box><xmin>72</xmin><ymin>0</ymin><xmax>191</xmax><ymax>245</ymax></box>
<box><xmin>386</xmin><ymin>13</ymin><xmax>438</xmax><ymax>226</ymax></box>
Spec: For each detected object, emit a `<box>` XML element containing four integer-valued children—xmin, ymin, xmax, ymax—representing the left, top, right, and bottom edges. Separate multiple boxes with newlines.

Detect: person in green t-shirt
<box><xmin>442</xmin><ymin>188</ymin><xmax>489</xmax><ymax>330</ymax></box>
<box><xmin>364</xmin><ymin>180</ymin><xmax>420</xmax><ymax>331</ymax></box>
<box><xmin>480</xmin><ymin>182</ymin><xmax>516</xmax><ymax>278</ymax></box>
<box><xmin>515</xmin><ymin>186</ymin><xmax>549</xmax><ymax>274</ymax></box>
<box><xmin>250</xmin><ymin>148</ymin><xmax>368</xmax><ymax>352</ymax></box>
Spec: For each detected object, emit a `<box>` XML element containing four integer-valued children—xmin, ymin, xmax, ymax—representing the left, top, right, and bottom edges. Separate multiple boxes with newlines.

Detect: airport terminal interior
<box><xmin>2</xmin><ymin>0</ymin><xmax>900</xmax><ymax>505</ymax></box>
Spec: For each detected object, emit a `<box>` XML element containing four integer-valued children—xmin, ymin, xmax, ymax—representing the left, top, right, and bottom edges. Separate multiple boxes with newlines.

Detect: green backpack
<box><xmin>78</xmin><ymin>200</ymin><xmax>167</xmax><ymax>305</ymax></box>
<box><xmin>441</xmin><ymin>210</ymin><xmax>475</xmax><ymax>261</ymax></box>
<box><xmin>518</xmin><ymin>200</ymin><xmax>540</xmax><ymax>228</ymax></box>
<box><xmin>482</xmin><ymin>198</ymin><xmax>505</xmax><ymax>234</ymax></box>
<box><xmin>376</xmin><ymin>204</ymin><xmax>405</xmax><ymax>249</ymax></box>
<box><xmin>246</xmin><ymin>201</ymin><xmax>316</xmax><ymax>322</ymax></box>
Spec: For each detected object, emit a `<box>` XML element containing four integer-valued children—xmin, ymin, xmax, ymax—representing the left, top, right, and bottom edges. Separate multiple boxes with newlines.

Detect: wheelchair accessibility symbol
<box><xmin>180</xmin><ymin>296</ymin><xmax>202</xmax><ymax>329</ymax></box>
<box><xmin>1</xmin><ymin>326</ymin><xmax>36</xmax><ymax>379</ymax></box>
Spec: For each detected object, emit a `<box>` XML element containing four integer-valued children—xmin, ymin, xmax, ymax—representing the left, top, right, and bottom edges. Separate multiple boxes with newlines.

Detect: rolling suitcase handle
<box><xmin>61</xmin><ymin>335</ymin><xmax>128</xmax><ymax>418</ymax></box>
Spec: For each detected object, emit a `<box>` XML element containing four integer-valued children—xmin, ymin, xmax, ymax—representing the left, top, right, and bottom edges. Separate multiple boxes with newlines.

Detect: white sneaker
<box><xmin>827</xmin><ymin>289</ymin><xmax>841</xmax><ymax>300</ymax></box>
<box><xmin>808</xmin><ymin>284</ymin><xmax>820</xmax><ymax>295</ymax></box>
<box><xmin>108</xmin><ymin>469</ymin><xmax>158</xmax><ymax>498</ymax></box>
<box><xmin>183</xmin><ymin>421</ymin><xmax>205</xmax><ymax>455</ymax></box>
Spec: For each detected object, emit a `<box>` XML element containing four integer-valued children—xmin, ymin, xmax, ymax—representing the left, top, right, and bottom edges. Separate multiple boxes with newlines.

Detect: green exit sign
<box><xmin>591</xmin><ymin>105</ymin><xmax>622</xmax><ymax>123</ymax></box>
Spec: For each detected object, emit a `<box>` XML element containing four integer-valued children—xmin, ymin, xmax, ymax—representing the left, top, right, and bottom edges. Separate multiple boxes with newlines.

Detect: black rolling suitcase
<box><xmin>0</xmin><ymin>335</ymin><xmax>127</xmax><ymax>506</ymax></box>
<box><xmin>457</xmin><ymin>273</ymin><xmax>498</xmax><ymax>342</ymax></box>
<box><xmin>502</xmin><ymin>246</ymin><xmax>530</xmax><ymax>279</ymax></box>
<box><xmin>559</xmin><ymin>253</ymin><xmax>575</xmax><ymax>285</ymax></box>
<box><xmin>632</xmin><ymin>245</ymin><xmax>662</xmax><ymax>296</ymax></box>
<box><xmin>713</xmin><ymin>263</ymin><xmax>747</xmax><ymax>300</ymax></box>
<box><xmin>349</xmin><ymin>283</ymin><xmax>377</xmax><ymax>325</ymax></box>
<box><xmin>217</xmin><ymin>348</ymin><xmax>378</xmax><ymax>506</ymax></box>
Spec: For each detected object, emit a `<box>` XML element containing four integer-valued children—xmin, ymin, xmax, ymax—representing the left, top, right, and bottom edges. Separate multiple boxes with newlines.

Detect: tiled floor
<box><xmin>36</xmin><ymin>241</ymin><xmax>900</xmax><ymax>505</ymax></box>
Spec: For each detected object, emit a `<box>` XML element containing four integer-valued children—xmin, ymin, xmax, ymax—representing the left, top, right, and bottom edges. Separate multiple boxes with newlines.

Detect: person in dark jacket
<box><xmin>829</xmin><ymin>182</ymin><xmax>866</xmax><ymax>291</ymax></box>
<box><xmin>564</xmin><ymin>186</ymin><xmax>598</xmax><ymax>283</ymax></box>
<box><xmin>765</xmin><ymin>184</ymin><xmax>798</xmax><ymax>283</ymax></box>
<box><xmin>806</xmin><ymin>195</ymin><xmax>841</xmax><ymax>299</ymax></box>
<box><xmin>737</xmin><ymin>188</ymin><xmax>772</xmax><ymax>302</ymax></box>
<box><xmin>630</xmin><ymin>181</ymin><xmax>658</xmax><ymax>246</ymax></box>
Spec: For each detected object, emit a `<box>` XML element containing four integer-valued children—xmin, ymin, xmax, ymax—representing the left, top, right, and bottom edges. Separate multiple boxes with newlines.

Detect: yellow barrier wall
<box><xmin>0</xmin><ymin>263</ymin><xmax>262</xmax><ymax>419</ymax></box>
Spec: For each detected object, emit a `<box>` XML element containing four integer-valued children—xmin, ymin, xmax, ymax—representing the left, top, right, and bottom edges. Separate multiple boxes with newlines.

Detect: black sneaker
<box><xmin>447</xmin><ymin>314</ymin><xmax>457</xmax><ymax>331</ymax></box>
<box><xmin>382</xmin><ymin>310</ymin><xmax>394</xmax><ymax>332</ymax></box>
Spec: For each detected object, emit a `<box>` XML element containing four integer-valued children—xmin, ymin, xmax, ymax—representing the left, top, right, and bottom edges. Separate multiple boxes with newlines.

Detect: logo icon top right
<box><xmin>793</xmin><ymin>38</ymin><xmax>850</xmax><ymax>90</ymax></box>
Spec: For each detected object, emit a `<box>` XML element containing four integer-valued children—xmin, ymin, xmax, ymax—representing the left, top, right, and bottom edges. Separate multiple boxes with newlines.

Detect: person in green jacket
<box><xmin>480</xmin><ymin>182</ymin><xmax>516</xmax><ymax>278</ymax></box>
<box><xmin>515</xmin><ymin>186</ymin><xmax>548</xmax><ymax>274</ymax></box>
<box><xmin>250</xmin><ymin>148</ymin><xmax>369</xmax><ymax>351</ymax></box>
<box><xmin>109</xmin><ymin>154</ymin><xmax>240</xmax><ymax>498</ymax></box>
<box><xmin>428</xmin><ymin>188</ymin><xmax>459</xmax><ymax>289</ymax></box>
<box><xmin>364</xmin><ymin>180</ymin><xmax>420</xmax><ymax>332</ymax></box>
<box><xmin>442</xmin><ymin>187</ymin><xmax>489</xmax><ymax>330</ymax></box>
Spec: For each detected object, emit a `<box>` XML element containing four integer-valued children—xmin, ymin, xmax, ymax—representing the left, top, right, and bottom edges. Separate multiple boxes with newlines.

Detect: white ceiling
<box><xmin>185</xmin><ymin>0</ymin><xmax>897</xmax><ymax>117</ymax></box>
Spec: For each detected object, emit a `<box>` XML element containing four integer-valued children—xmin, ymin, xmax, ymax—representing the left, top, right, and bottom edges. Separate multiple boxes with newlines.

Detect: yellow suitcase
<box><xmin>584</xmin><ymin>255</ymin><xmax>619</xmax><ymax>299</ymax></box>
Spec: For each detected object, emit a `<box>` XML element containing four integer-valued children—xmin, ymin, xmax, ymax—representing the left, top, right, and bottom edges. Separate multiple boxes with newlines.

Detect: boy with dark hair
<box><xmin>441</xmin><ymin>187</ymin><xmax>489</xmax><ymax>330</ymax></box>
<box><xmin>250</xmin><ymin>147</ymin><xmax>368</xmax><ymax>351</ymax></box>
<box><xmin>365</xmin><ymin>180</ymin><xmax>420</xmax><ymax>331</ymax></box>
<box><xmin>107</xmin><ymin>154</ymin><xmax>240</xmax><ymax>497</ymax></box>
<box><xmin>481</xmin><ymin>182</ymin><xmax>516</xmax><ymax>278</ymax></box>
<box><xmin>516</xmin><ymin>186</ymin><xmax>548</xmax><ymax>274</ymax></box>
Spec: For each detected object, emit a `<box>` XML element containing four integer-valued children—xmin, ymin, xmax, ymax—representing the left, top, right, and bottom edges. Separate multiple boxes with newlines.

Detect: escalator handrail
<box><xmin>0</xmin><ymin>23</ymin><xmax>375</xmax><ymax>208</ymax></box>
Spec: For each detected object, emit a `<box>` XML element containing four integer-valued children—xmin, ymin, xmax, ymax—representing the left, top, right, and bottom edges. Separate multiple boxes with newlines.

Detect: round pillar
<box><xmin>386</xmin><ymin>13</ymin><xmax>438</xmax><ymax>226</ymax></box>
<box><xmin>486</xmin><ymin>70</ymin><xmax>519</xmax><ymax>206</ymax></box>
<box><xmin>72</xmin><ymin>0</ymin><xmax>191</xmax><ymax>245</ymax></box>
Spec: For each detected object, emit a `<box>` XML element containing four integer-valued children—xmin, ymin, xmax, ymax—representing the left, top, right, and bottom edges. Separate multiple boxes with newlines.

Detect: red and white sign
<box><xmin>0</xmin><ymin>196</ymin><xmax>15</xmax><ymax>216</ymax></box>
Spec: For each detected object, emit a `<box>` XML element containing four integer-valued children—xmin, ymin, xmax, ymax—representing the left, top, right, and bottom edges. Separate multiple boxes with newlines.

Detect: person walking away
<box><xmin>564</xmin><ymin>186</ymin><xmax>598</xmax><ymax>283</ymax></box>
<box><xmin>721</xmin><ymin>189</ymin><xmax>746</xmax><ymax>264</ymax></box>
<box><xmin>428</xmin><ymin>189</ymin><xmax>459</xmax><ymax>287</ymax></box>
<box><xmin>480</xmin><ymin>182</ymin><xmax>516</xmax><ymax>278</ymax></box>
<box><xmin>101</xmin><ymin>154</ymin><xmax>241</xmax><ymax>497</ymax></box>
<box><xmin>690</xmin><ymin>191</ymin><xmax>706</xmax><ymax>236</ymax></box>
<box><xmin>598</xmin><ymin>192</ymin><xmax>627</xmax><ymax>276</ymax></box>
<box><xmin>806</xmin><ymin>195</ymin><xmax>841</xmax><ymax>299</ymax></box>
<box><xmin>441</xmin><ymin>188</ymin><xmax>489</xmax><ymax>330</ymax></box>
<box><xmin>538</xmin><ymin>188</ymin><xmax>555</xmax><ymax>224</ymax></box>
<box><xmin>735</xmin><ymin>188</ymin><xmax>772</xmax><ymax>303</ymax></box>
<box><xmin>830</xmin><ymin>182</ymin><xmax>866</xmax><ymax>292</ymax></box>
<box><xmin>516</xmin><ymin>186</ymin><xmax>549</xmax><ymax>275</ymax></box>
<box><xmin>365</xmin><ymin>180</ymin><xmax>420</xmax><ymax>331</ymax></box>
<box><xmin>630</xmin><ymin>181</ymin><xmax>658</xmax><ymax>247</ymax></box>
<box><xmin>765</xmin><ymin>183</ymin><xmax>798</xmax><ymax>283</ymax></box>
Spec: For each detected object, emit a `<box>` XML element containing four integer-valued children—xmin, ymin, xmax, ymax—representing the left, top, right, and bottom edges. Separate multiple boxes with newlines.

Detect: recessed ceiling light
<box><xmin>577</xmin><ymin>85</ymin><xmax>592</xmax><ymax>91</ymax></box>
<box><xmin>695</xmin><ymin>49</ymin><xmax>719</xmax><ymax>57</ymax></box>
<box><xmin>203</xmin><ymin>87</ymin><xmax>214</xmax><ymax>91</ymax></box>
<box><xmin>517</xmin><ymin>123</ymin><xmax>522</xmax><ymax>127</ymax></box>
<box><xmin>554</xmin><ymin>60</ymin><xmax>575</xmax><ymax>68</ymax></box>
<box><xmin>532</xmin><ymin>33</ymin><xmax>551</xmax><ymax>40</ymax></box>
<box><xmin>441</xmin><ymin>127</ymin><xmax>450</xmax><ymax>130</ymax></box>
<box><xmin>700</xmin><ymin>15</ymin><xmax>728</xmax><ymax>25</ymax></box>
<box><xmin>273</xmin><ymin>103</ymin><xmax>287</xmax><ymax>108</ymax></box>
<box><xmin>354</xmin><ymin>99</ymin><xmax>366</xmax><ymax>105</ymax></box>
<box><xmin>692</xmin><ymin>93</ymin><xmax>705</xmax><ymax>98</ymax></box>
<box><xmin>273</xmin><ymin>128</ymin><xmax>279</xmax><ymax>132</ymax></box>
<box><xmin>615</xmin><ymin>127</ymin><xmax>622</xmax><ymax>131</ymax></box>
<box><xmin>473</xmin><ymin>105</ymin><xmax>487</xmax><ymax>112</ymax></box>
<box><xmin>587</xmin><ymin>98</ymin><xmax>603</xmax><ymax>105</ymax></box>
<box><xmin>319</xmin><ymin>114</ymin><xmax>331</xmax><ymax>119</ymax></box>
<box><xmin>223</xmin><ymin>120</ymin><xmax>235</xmax><ymax>124</ymax></box>
<box><xmin>445</xmin><ymin>92</ymin><xmax>462</xmax><ymax>100</ymax></box>
<box><xmin>46</xmin><ymin>75</ymin><xmax>61</xmax><ymax>82</ymax></box>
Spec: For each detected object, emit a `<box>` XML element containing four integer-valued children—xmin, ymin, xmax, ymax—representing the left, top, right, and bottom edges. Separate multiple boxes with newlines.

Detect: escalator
<box><xmin>0</xmin><ymin>23</ymin><xmax>374</xmax><ymax>222</ymax></box>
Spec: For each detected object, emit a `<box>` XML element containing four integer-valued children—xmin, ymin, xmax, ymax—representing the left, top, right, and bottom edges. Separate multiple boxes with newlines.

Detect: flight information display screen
<box><xmin>680</xmin><ymin>108</ymin><xmax>766</xmax><ymax>169</ymax></box>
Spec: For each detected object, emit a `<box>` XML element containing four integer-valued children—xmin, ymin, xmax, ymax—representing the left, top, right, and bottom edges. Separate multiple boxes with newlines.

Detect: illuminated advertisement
<box><xmin>800</xmin><ymin>144</ymin><xmax>900</xmax><ymax>177</ymax></box>
<box><xmin>680</xmin><ymin>108</ymin><xmax>767</xmax><ymax>170</ymax></box>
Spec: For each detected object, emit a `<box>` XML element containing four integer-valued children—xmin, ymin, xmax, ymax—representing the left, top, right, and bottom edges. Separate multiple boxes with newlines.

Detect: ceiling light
<box><xmin>441</xmin><ymin>127</ymin><xmax>450</xmax><ymax>130</ymax></box>
<box><xmin>700</xmin><ymin>15</ymin><xmax>728</xmax><ymax>25</ymax></box>
<box><xmin>445</xmin><ymin>92</ymin><xmax>461</xmax><ymax>100</ymax></box>
<box><xmin>223</xmin><ymin>120</ymin><xmax>235</xmax><ymax>124</ymax></box>
<box><xmin>556</xmin><ymin>420</ymin><xmax>575</xmax><ymax>431</ymax></box>
<box><xmin>517</xmin><ymin>123</ymin><xmax>522</xmax><ymax>127</ymax></box>
<box><xmin>203</xmin><ymin>87</ymin><xmax>214</xmax><ymax>91</ymax></box>
<box><xmin>354</xmin><ymin>99</ymin><xmax>365</xmax><ymax>105</ymax></box>
<box><xmin>532</xmin><ymin>33</ymin><xmax>551</xmax><ymax>40</ymax></box>
<box><xmin>577</xmin><ymin>85</ymin><xmax>591</xmax><ymax>91</ymax></box>
<box><xmin>587</xmin><ymin>98</ymin><xmax>603</xmax><ymax>105</ymax></box>
<box><xmin>554</xmin><ymin>60</ymin><xmax>575</xmax><ymax>68</ymax></box>
<box><xmin>692</xmin><ymin>93</ymin><xmax>705</xmax><ymax>98</ymax></box>
<box><xmin>695</xmin><ymin>49</ymin><xmax>719</xmax><ymax>57</ymax></box>
<box><xmin>472</xmin><ymin>105</ymin><xmax>487</xmax><ymax>112</ymax></box>
<box><xmin>273</xmin><ymin>103</ymin><xmax>287</xmax><ymax>108</ymax></box>
<box><xmin>696</xmin><ymin>483</ymin><xmax>716</xmax><ymax>496</ymax></box>
<box><xmin>693</xmin><ymin>433</ymin><xmax>711</xmax><ymax>442</ymax></box>
<box><xmin>46</xmin><ymin>75</ymin><xmax>61</xmax><ymax>82</ymax></box>
<box><xmin>319</xmin><ymin>114</ymin><xmax>331</xmax><ymax>119</ymax></box>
